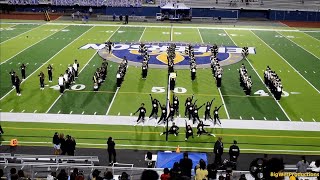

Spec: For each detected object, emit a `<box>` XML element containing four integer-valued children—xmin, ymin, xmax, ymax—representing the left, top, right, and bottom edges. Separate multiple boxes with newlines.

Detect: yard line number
<box><xmin>254</xmin><ymin>89</ymin><xmax>290</xmax><ymax>97</ymax></box>
<box><xmin>50</xmin><ymin>84</ymin><xmax>86</xmax><ymax>91</ymax></box>
<box><xmin>151</xmin><ymin>86</ymin><xmax>187</xmax><ymax>94</ymax></box>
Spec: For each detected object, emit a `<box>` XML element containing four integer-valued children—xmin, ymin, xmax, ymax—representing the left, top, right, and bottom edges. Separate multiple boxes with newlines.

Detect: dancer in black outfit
<box><xmin>133</xmin><ymin>103</ymin><xmax>146</xmax><ymax>126</ymax></box>
<box><xmin>204</xmin><ymin>99</ymin><xmax>215</xmax><ymax>121</ymax></box>
<box><xmin>149</xmin><ymin>94</ymin><xmax>159</xmax><ymax>120</ymax></box>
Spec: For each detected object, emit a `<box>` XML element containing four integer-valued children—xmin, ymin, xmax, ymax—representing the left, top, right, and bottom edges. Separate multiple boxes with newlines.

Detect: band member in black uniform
<box><xmin>64</xmin><ymin>70</ymin><xmax>70</xmax><ymax>89</ymax></box>
<box><xmin>192</xmin><ymin>103</ymin><xmax>205</xmax><ymax>124</ymax></box>
<box><xmin>38</xmin><ymin>71</ymin><xmax>45</xmax><ymax>90</ymax></box>
<box><xmin>168</xmin><ymin>61</ymin><xmax>174</xmax><ymax>73</ymax></box>
<box><xmin>58</xmin><ymin>74</ymin><xmax>64</xmax><ymax>94</ymax></box>
<box><xmin>204</xmin><ymin>99</ymin><xmax>215</xmax><ymax>121</ymax></box>
<box><xmin>73</xmin><ymin>60</ymin><xmax>79</xmax><ymax>78</ymax></box>
<box><xmin>9</xmin><ymin>69</ymin><xmax>16</xmax><ymax>88</ymax></box>
<box><xmin>197</xmin><ymin>121</ymin><xmax>215</xmax><ymax>137</ymax></box>
<box><xmin>190</xmin><ymin>63</ymin><xmax>196</xmax><ymax>81</ymax></box>
<box><xmin>213</xmin><ymin>104</ymin><xmax>223</xmax><ymax>126</ymax></box>
<box><xmin>167</xmin><ymin>103</ymin><xmax>175</xmax><ymax>122</ymax></box>
<box><xmin>20</xmin><ymin>63</ymin><xmax>26</xmax><ymax>80</ymax></box>
<box><xmin>47</xmin><ymin>64</ymin><xmax>53</xmax><ymax>82</ymax></box>
<box><xmin>229</xmin><ymin>140</ymin><xmax>240</xmax><ymax>169</ymax></box>
<box><xmin>185</xmin><ymin>121</ymin><xmax>194</xmax><ymax>141</ymax></box>
<box><xmin>172</xmin><ymin>94</ymin><xmax>179</xmax><ymax>116</ymax></box>
<box><xmin>169</xmin><ymin>74</ymin><xmax>176</xmax><ymax>91</ymax></box>
<box><xmin>133</xmin><ymin>103</ymin><xmax>146</xmax><ymax>125</ymax></box>
<box><xmin>142</xmin><ymin>61</ymin><xmax>148</xmax><ymax>79</ymax></box>
<box><xmin>216</xmin><ymin>72</ymin><xmax>222</xmax><ymax>88</ymax></box>
<box><xmin>188</xmin><ymin>100</ymin><xmax>197</xmax><ymax>121</ymax></box>
<box><xmin>184</xmin><ymin>95</ymin><xmax>194</xmax><ymax>117</ymax></box>
<box><xmin>105</xmin><ymin>40</ymin><xmax>114</xmax><ymax>54</ymax></box>
<box><xmin>157</xmin><ymin>103</ymin><xmax>167</xmax><ymax>125</ymax></box>
<box><xmin>160</xmin><ymin>122</ymin><xmax>179</xmax><ymax>136</ymax></box>
<box><xmin>15</xmin><ymin>75</ymin><xmax>21</xmax><ymax>96</ymax></box>
<box><xmin>149</xmin><ymin>94</ymin><xmax>159</xmax><ymax>119</ymax></box>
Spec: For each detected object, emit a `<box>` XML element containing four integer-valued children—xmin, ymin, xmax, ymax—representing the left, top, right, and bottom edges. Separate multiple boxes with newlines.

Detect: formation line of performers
<box><xmin>239</xmin><ymin>63</ymin><xmax>252</xmax><ymax>96</ymax></box>
<box><xmin>264</xmin><ymin>66</ymin><xmax>283</xmax><ymax>100</ymax></box>
<box><xmin>93</xmin><ymin>59</ymin><xmax>108</xmax><ymax>91</ymax></box>
<box><xmin>132</xmin><ymin>94</ymin><xmax>223</xmax><ymax>140</ymax></box>
<box><xmin>210</xmin><ymin>44</ymin><xmax>223</xmax><ymax>88</ymax></box>
<box><xmin>167</xmin><ymin>43</ymin><xmax>176</xmax><ymax>74</ymax></box>
<box><xmin>139</xmin><ymin>43</ymin><xmax>150</xmax><ymax>79</ymax></box>
<box><xmin>58</xmin><ymin>60</ymin><xmax>80</xmax><ymax>94</ymax></box>
<box><xmin>185</xmin><ymin>44</ymin><xmax>197</xmax><ymax>81</ymax></box>
<box><xmin>116</xmin><ymin>57</ymin><xmax>128</xmax><ymax>87</ymax></box>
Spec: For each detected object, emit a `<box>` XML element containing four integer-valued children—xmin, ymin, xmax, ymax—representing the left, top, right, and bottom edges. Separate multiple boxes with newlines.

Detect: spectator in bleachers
<box><xmin>10</xmin><ymin>168</ymin><xmax>19</xmax><ymax>180</ymax></box>
<box><xmin>70</xmin><ymin>168</ymin><xmax>79</xmax><ymax>180</ymax></box>
<box><xmin>239</xmin><ymin>174</ymin><xmax>247</xmax><ymax>180</ymax></box>
<box><xmin>57</xmin><ymin>169</ymin><xmax>68</xmax><ymax>180</ymax></box>
<box><xmin>207</xmin><ymin>163</ymin><xmax>218</xmax><ymax>179</ymax></box>
<box><xmin>140</xmin><ymin>170</ymin><xmax>159</xmax><ymax>180</ymax></box>
<box><xmin>170</xmin><ymin>162</ymin><xmax>182</xmax><ymax>180</ymax></box>
<box><xmin>47</xmin><ymin>172</ymin><xmax>56</xmax><ymax>180</ymax></box>
<box><xmin>103</xmin><ymin>170</ymin><xmax>113</xmax><ymax>180</ymax></box>
<box><xmin>160</xmin><ymin>168</ymin><xmax>170</xmax><ymax>180</ymax></box>
<box><xmin>60</xmin><ymin>133</ymin><xmax>67</xmax><ymax>155</ymax></box>
<box><xmin>107</xmin><ymin>137</ymin><xmax>117</xmax><ymax>165</ymax></box>
<box><xmin>52</xmin><ymin>132</ymin><xmax>61</xmax><ymax>155</ymax></box>
<box><xmin>18</xmin><ymin>170</ymin><xmax>25</xmax><ymax>180</ymax></box>
<box><xmin>179</xmin><ymin>152</ymin><xmax>192</xmax><ymax>178</ymax></box>
<box><xmin>195</xmin><ymin>159</ymin><xmax>208</xmax><ymax>180</ymax></box>
<box><xmin>89</xmin><ymin>169</ymin><xmax>102</xmax><ymax>180</ymax></box>
<box><xmin>0</xmin><ymin>169</ymin><xmax>3</xmax><ymax>179</ymax></box>
<box><xmin>119</xmin><ymin>172</ymin><xmax>129</xmax><ymax>180</ymax></box>
<box><xmin>296</xmin><ymin>156</ymin><xmax>309</xmax><ymax>173</ymax></box>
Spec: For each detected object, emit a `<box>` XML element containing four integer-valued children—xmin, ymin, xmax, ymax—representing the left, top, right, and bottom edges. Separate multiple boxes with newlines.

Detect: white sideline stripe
<box><xmin>278</xmin><ymin>31</ymin><xmax>320</xmax><ymax>60</ymax></box>
<box><xmin>0</xmin><ymin>26</ymin><xmax>94</xmax><ymax>101</ymax></box>
<box><xmin>3</xmin><ymin>140</ymin><xmax>320</xmax><ymax>154</ymax></box>
<box><xmin>106</xmin><ymin>88</ymin><xmax>120</xmax><ymax>115</ymax></box>
<box><xmin>197</xmin><ymin>28</ymin><xmax>204</xmax><ymax>44</ymax></box>
<box><xmin>225</xmin><ymin>30</ymin><xmax>291</xmax><ymax>121</ymax></box>
<box><xmin>0</xmin><ymin>26</ymin><xmax>66</xmax><ymax>65</ymax></box>
<box><xmin>2</xmin><ymin>113</ymin><xmax>320</xmax><ymax>132</ymax></box>
<box><xmin>218</xmin><ymin>88</ymin><xmax>230</xmax><ymax>119</ymax></box>
<box><xmin>0</xmin><ymin>23</ymin><xmax>42</xmax><ymax>45</ymax></box>
<box><xmin>138</xmin><ymin>27</ymin><xmax>146</xmax><ymax>42</ymax></box>
<box><xmin>250</xmin><ymin>30</ymin><xmax>320</xmax><ymax>94</ymax></box>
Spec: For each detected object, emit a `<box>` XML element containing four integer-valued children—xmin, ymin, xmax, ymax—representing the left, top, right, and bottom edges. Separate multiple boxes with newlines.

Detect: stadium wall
<box><xmin>1</xmin><ymin>5</ymin><xmax>320</xmax><ymax>21</ymax></box>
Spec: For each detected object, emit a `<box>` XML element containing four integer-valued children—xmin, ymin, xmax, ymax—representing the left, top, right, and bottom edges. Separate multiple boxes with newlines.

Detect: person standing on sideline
<box><xmin>52</xmin><ymin>132</ymin><xmax>60</xmax><ymax>155</ymax></box>
<box><xmin>20</xmin><ymin>63</ymin><xmax>26</xmax><ymax>80</ymax></box>
<box><xmin>214</xmin><ymin>137</ymin><xmax>224</xmax><ymax>166</ymax></box>
<box><xmin>229</xmin><ymin>140</ymin><xmax>240</xmax><ymax>169</ymax></box>
<box><xmin>179</xmin><ymin>152</ymin><xmax>193</xmax><ymax>178</ymax></box>
<box><xmin>107</xmin><ymin>137</ymin><xmax>117</xmax><ymax>165</ymax></box>
<box><xmin>296</xmin><ymin>156</ymin><xmax>309</xmax><ymax>173</ymax></box>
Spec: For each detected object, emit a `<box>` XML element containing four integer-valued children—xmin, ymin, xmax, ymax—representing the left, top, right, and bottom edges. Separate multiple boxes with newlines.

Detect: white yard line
<box><xmin>224</xmin><ymin>30</ymin><xmax>291</xmax><ymax>121</ymax></box>
<box><xmin>3</xmin><ymin>140</ymin><xmax>320</xmax><ymax>154</ymax></box>
<box><xmin>197</xmin><ymin>28</ymin><xmax>204</xmax><ymax>44</ymax></box>
<box><xmin>138</xmin><ymin>27</ymin><xmax>146</xmax><ymax>42</ymax></box>
<box><xmin>0</xmin><ymin>26</ymin><xmax>95</xmax><ymax>101</ymax></box>
<box><xmin>0</xmin><ymin>23</ymin><xmax>43</xmax><ymax>45</ymax></box>
<box><xmin>250</xmin><ymin>30</ymin><xmax>320</xmax><ymax>94</ymax></box>
<box><xmin>0</xmin><ymin>25</ymin><xmax>68</xmax><ymax>65</ymax></box>
<box><xmin>302</xmin><ymin>31</ymin><xmax>320</xmax><ymax>43</ymax></box>
<box><xmin>278</xmin><ymin>31</ymin><xmax>320</xmax><ymax>60</ymax></box>
<box><xmin>218</xmin><ymin>88</ymin><xmax>230</xmax><ymax>119</ymax></box>
<box><xmin>106</xmin><ymin>87</ymin><xmax>120</xmax><ymax>115</ymax></box>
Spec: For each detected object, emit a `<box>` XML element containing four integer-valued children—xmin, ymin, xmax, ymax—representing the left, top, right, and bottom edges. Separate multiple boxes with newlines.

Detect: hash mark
<box><xmin>82</xmin><ymin>111</ymin><xmax>84</xmax><ymax>114</ymax></box>
<box><xmin>10</xmin><ymin>109</ymin><xmax>14</xmax><ymax>112</ymax></box>
<box><xmin>94</xmin><ymin>112</ymin><xmax>97</xmax><ymax>115</ymax></box>
<box><xmin>252</xmin><ymin>117</ymin><xmax>255</xmax><ymax>120</ymax></box>
<box><xmin>130</xmin><ymin>113</ymin><xmax>132</xmax><ymax>116</ymax></box>
<box><xmin>118</xmin><ymin>112</ymin><xmax>120</xmax><ymax>116</ymax></box>
<box><xmin>279</xmin><ymin>70</ymin><xmax>282</xmax><ymax>72</ymax></box>
<box><xmin>239</xmin><ymin>116</ymin><xmax>242</xmax><ymax>120</ymax></box>
<box><xmin>313</xmin><ymin>71</ymin><xmax>316</xmax><ymax>73</ymax></box>
<box><xmin>110</xmin><ymin>65</ymin><xmax>112</xmax><ymax>67</ymax></box>
<box><xmin>264</xmin><ymin>117</ymin><xmax>267</xmax><ymax>120</ymax></box>
<box><xmin>305</xmin><ymin>71</ymin><xmax>307</xmax><ymax>73</ymax></box>
<box><xmin>300</xmin><ymin>118</ymin><xmax>304</xmax><ymax>122</ymax></box>
<box><xmin>276</xmin><ymin>117</ymin><xmax>279</xmax><ymax>121</ymax></box>
<box><xmin>58</xmin><ymin>110</ymin><xmax>61</xmax><ymax>114</ymax></box>
<box><xmin>288</xmin><ymin>70</ymin><xmax>290</xmax><ymax>72</ymax></box>
<box><xmin>312</xmin><ymin>118</ymin><xmax>316</xmax><ymax>122</ymax></box>
<box><xmin>21</xmin><ymin>110</ymin><xmax>25</xmax><ymax>113</ymax></box>
<box><xmin>70</xmin><ymin>111</ymin><xmax>73</xmax><ymax>114</ymax></box>
<box><xmin>34</xmin><ymin>110</ymin><xmax>37</xmax><ymax>113</ymax></box>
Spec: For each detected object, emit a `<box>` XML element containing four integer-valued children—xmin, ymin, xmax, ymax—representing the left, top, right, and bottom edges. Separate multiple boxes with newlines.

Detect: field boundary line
<box><xmin>2</xmin><ymin>22</ymin><xmax>320</xmax><ymax>32</ymax></box>
<box><xmin>45</xmin><ymin>52</ymin><xmax>98</xmax><ymax>113</ymax></box>
<box><xmin>0</xmin><ymin>23</ymin><xmax>43</xmax><ymax>45</ymax></box>
<box><xmin>197</xmin><ymin>28</ymin><xmax>204</xmax><ymax>44</ymax></box>
<box><xmin>224</xmin><ymin>30</ymin><xmax>291</xmax><ymax>121</ymax></box>
<box><xmin>0</xmin><ymin>26</ymin><xmax>95</xmax><ymax>101</ymax></box>
<box><xmin>138</xmin><ymin>27</ymin><xmax>146</xmax><ymax>42</ymax></box>
<box><xmin>0</xmin><ymin>25</ymin><xmax>68</xmax><ymax>65</ymax></box>
<box><xmin>250</xmin><ymin>30</ymin><xmax>320</xmax><ymax>94</ymax></box>
<box><xmin>2</xmin><ymin>141</ymin><xmax>320</xmax><ymax>154</ymax></box>
<box><xmin>277</xmin><ymin>31</ymin><xmax>320</xmax><ymax>60</ymax></box>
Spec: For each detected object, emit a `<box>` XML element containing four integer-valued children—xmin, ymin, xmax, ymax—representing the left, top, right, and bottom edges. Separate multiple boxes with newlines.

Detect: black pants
<box><xmin>142</xmin><ymin>69</ymin><xmax>147</xmax><ymax>78</ymax></box>
<box><xmin>167</xmin><ymin>114</ymin><xmax>174</xmax><ymax>121</ymax></box>
<box><xmin>137</xmin><ymin>114</ymin><xmax>145</xmax><ymax>122</ymax></box>
<box><xmin>186</xmin><ymin>132</ymin><xmax>194</xmax><ymax>140</ymax></box>
<box><xmin>75</xmin><ymin>71</ymin><xmax>78</xmax><ymax>78</ymax></box>
<box><xmin>108</xmin><ymin>46</ymin><xmax>112</xmax><ymax>53</ymax></box>
<box><xmin>117</xmin><ymin>78</ymin><xmax>122</xmax><ymax>87</ymax></box>
<box><xmin>157</xmin><ymin>114</ymin><xmax>166</xmax><ymax>124</ymax></box>
<box><xmin>48</xmin><ymin>72</ymin><xmax>52</xmax><ymax>81</ymax></box>
<box><xmin>193</xmin><ymin>114</ymin><xmax>200</xmax><ymax>124</ymax></box>
<box><xmin>214</xmin><ymin>115</ymin><xmax>221</xmax><ymax>125</ymax></box>
<box><xmin>11</xmin><ymin>77</ymin><xmax>15</xmax><ymax>86</ymax></box>
<box><xmin>197</xmin><ymin>130</ymin><xmax>208</xmax><ymax>136</ymax></box>
<box><xmin>184</xmin><ymin>106</ymin><xmax>190</xmax><ymax>117</ymax></box>
<box><xmin>15</xmin><ymin>85</ymin><xmax>20</xmax><ymax>94</ymax></box>
<box><xmin>59</xmin><ymin>85</ymin><xmax>64</xmax><ymax>94</ymax></box>
<box><xmin>40</xmin><ymin>80</ymin><xmax>44</xmax><ymax>88</ymax></box>
<box><xmin>188</xmin><ymin>110</ymin><xmax>193</xmax><ymax>120</ymax></box>
<box><xmin>163</xmin><ymin>130</ymin><xmax>178</xmax><ymax>136</ymax></box>
<box><xmin>217</xmin><ymin>77</ymin><xmax>221</xmax><ymax>88</ymax></box>
<box><xmin>191</xmin><ymin>72</ymin><xmax>196</xmax><ymax>81</ymax></box>
<box><xmin>214</xmin><ymin>154</ymin><xmax>222</xmax><ymax>166</ymax></box>
<box><xmin>149</xmin><ymin>109</ymin><xmax>158</xmax><ymax>119</ymax></box>
<box><xmin>204</xmin><ymin>110</ymin><xmax>212</xmax><ymax>120</ymax></box>
<box><xmin>67</xmin><ymin>150</ymin><xmax>74</xmax><ymax>156</ymax></box>
<box><xmin>108</xmin><ymin>149</ymin><xmax>116</xmax><ymax>163</ymax></box>
<box><xmin>174</xmin><ymin>106</ymin><xmax>179</xmax><ymax>116</ymax></box>
<box><xmin>21</xmin><ymin>70</ymin><xmax>26</xmax><ymax>79</ymax></box>
<box><xmin>65</xmin><ymin>82</ymin><xmax>70</xmax><ymax>89</ymax></box>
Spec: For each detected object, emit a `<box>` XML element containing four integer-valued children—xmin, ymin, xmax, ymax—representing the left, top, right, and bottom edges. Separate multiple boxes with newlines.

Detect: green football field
<box><xmin>0</xmin><ymin>21</ymin><xmax>320</xmax><ymax>155</ymax></box>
